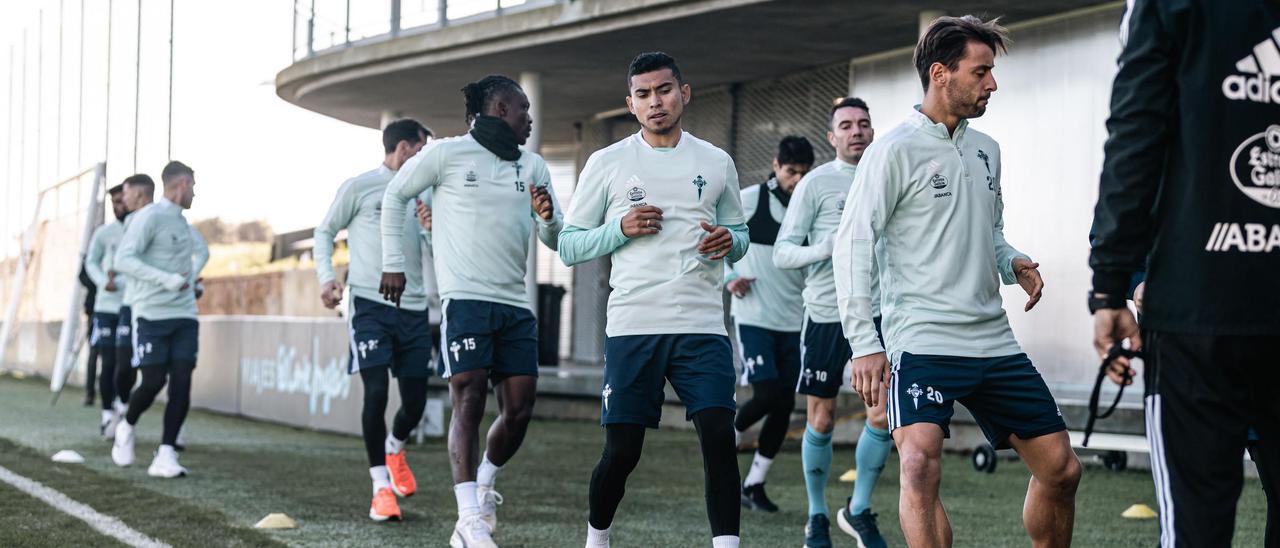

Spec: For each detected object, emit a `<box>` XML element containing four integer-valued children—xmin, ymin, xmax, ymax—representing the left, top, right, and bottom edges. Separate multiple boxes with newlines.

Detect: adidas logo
<box><xmin>1222</xmin><ymin>26</ymin><xmax>1280</xmax><ymax>104</ymax></box>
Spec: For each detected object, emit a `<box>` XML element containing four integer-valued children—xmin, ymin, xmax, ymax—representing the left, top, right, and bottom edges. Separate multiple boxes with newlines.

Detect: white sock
<box><xmin>586</xmin><ymin>522</ymin><xmax>611</xmax><ymax>545</ymax></box>
<box><xmin>711</xmin><ymin>535</ymin><xmax>740</xmax><ymax>548</ymax></box>
<box><xmin>385</xmin><ymin>434</ymin><xmax>405</xmax><ymax>455</ymax></box>
<box><xmin>370</xmin><ymin>466</ymin><xmax>390</xmax><ymax>495</ymax></box>
<box><xmin>113</xmin><ymin>399</ymin><xmax>127</xmax><ymax>414</ymax></box>
<box><xmin>743</xmin><ymin>452</ymin><xmax>773</xmax><ymax>487</ymax></box>
<box><xmin>101</xmin><ymin>409</ymin><xmax>114</xmax><ymax>422</ymax></box>
<box><xmin>477</xmin><ymin>453</ymin><xmax>501</xmax><ymax>487</ymax></box>
<box><xmin>454</xmin><ymin>481</ymin><xmax>480</xmax><ymax>517</ymax></box>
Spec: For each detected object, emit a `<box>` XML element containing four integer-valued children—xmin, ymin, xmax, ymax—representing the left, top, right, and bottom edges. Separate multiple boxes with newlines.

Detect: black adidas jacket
<box><xmin>1089</xmin><ymin>0</ymin><xmax>1280</xmax><ymax>335</ymax></box>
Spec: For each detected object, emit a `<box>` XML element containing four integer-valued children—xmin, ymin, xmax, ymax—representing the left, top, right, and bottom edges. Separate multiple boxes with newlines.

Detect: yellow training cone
<box><xmin>1122</xmin><ymin>504</ymin><xmax>1158</xmax><ymax>519</ymax></box>
<box><xmin>839</xmin><ymin>468</ymin><xmax>857</xmax><ymax>482</ymax></box>
<box><xmin>254</xmin><ymin>513</ymin><xmax>298</xmax><ymax>529</ymax></box>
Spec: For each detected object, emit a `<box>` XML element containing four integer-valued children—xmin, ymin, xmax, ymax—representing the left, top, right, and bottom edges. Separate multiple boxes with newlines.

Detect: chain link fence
<box><xmin>734</xmin><ymin>62</ymin><xmax>850</xmax><ymax>185</ymax></box>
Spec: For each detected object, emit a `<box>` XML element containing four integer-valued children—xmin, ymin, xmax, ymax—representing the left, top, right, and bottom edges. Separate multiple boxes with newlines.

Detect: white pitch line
<box><xmin>0</xmin><ymin>464</ymin><xmax>170</xmax><ymax>548</ymax></box>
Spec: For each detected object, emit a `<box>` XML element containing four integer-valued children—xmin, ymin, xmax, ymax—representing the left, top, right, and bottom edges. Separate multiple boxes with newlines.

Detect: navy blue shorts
<box><xmin>114</xmin><ymin>307</ymin><xmax>133</xmax><ymax>348</ymax></box>
<box><xmin>888</xmin><ymin>352</ymin><xmax>1066</xmax><ymax>450</ymax></box>
<box><xmin>90</xmin><ymin>313</ymin><xmax>119</xmax><ymax>349</ymax></box>
<box><xmin>734</xmin><ymin>323</ymin><xmax>801</xmax><ymax>386</ymax></box>
<box><xmin>797</xmin><ymin>316</ymin><xmax>854</xmax><ymax>398</ymax></box>
<box><xmin>602</xmin><ymin>334</ymin><xmax>736</xmax><ymax>428</ymax></box>
<box><xmin>132</xmin><ymin>317</ymin><xmax>199</xmax><ymax>368</ymax></box>
<box><xmin>348</xmin><ymin>297</ymin><xmax>433</xmax><ymax>378</ymax></box>
<box><xmin>439</xmin><ymin>299</ymin><xmax>538</xmax><ymax>383</ymax></box>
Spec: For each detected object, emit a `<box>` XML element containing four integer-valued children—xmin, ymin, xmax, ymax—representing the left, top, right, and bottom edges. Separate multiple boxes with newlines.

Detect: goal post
<box><xmin>0</xmin><ymin>163</ymin><xmax>106</xmax><ymax>395</ymax></box>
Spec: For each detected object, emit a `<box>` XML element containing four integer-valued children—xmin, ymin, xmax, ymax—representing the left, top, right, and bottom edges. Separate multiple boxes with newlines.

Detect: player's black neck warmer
<box><xmin>470</xmin><ymin>115</ymin><xmax>522</xmax><ymax>161</ymax></box>
<box><xmin>767</xmin><ymin>176</ymin><xmax>792</xmax><ymax>207</ymax></box>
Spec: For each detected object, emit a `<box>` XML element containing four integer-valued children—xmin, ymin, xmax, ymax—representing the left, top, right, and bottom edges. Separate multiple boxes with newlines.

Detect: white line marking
<box><xmin>0</xmin><ymin>464</ymin><xmax>170</xmax><ymax>548</ymax></box>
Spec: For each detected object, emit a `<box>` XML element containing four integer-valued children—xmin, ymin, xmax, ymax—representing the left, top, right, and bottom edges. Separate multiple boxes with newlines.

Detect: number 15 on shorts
<box><xmin>449</xmin><ymin>337</ymin><xmax>477</xmax><ymax>362</ymax></box>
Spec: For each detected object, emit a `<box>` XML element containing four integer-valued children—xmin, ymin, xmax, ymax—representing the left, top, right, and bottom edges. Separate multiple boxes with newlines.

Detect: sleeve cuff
<box><xmin>163</xmin><ymin>273</ymin><xmax>186</xmax><ymax>291</ymax></box>
<box><xmin>1091</xmin><ymin>270</ymin><xmax>1132</xmax><ymax>296</ymax></box>
<box><xmin>608</xmin><ymin>216</ymin><xmax>628</xmax><ymax>244</ymax></box>
<box><xmin>849</xmin><ymin>339</ymin><xmax>886</xmax><ymax>360</ymax></box>
<box><xmin>998</xmin><ymin>255</ymin><xmax>1030</xmax><ymax>285</ymax></box>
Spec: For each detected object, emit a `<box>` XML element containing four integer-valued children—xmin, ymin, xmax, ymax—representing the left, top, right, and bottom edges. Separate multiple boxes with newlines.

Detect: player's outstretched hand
<box><xmin>1093</xmin><ymin>307</ymin><xmax>1141</xmax><ymax>385</ymax></box>
<box><xmin>851</xmin><ymin>352</ymin><xmax>889</xmax><ymax>407</ymax></box>
<box><xmin>621</xmin><ymin>206</ymin><xmax>663</xmax><ymax>237</ymax></box>
<box><xmin>415</xmin><ymin>198</ymin><xmax>432</xmax><ymax>231</ymax></box>
<box><xmin>727</xmin><ymin>276</ymin><xmax>754</xmax><ymax>298</ymax></box>
<box><xmin>1012</xmin><ymin>258</ymin><xmax>1044</xmax><ymax>311</ymax></box>
<box><xmin>698</xmin><ymin>221</ymin><xmax>732</xmax><ymax>260</ymax></box>
<box><xmin>379</xmin><ymin>272</ymin><xmax>406</xmax><ymax>308</ymax></box>
<box><xmin>530</xmin><ymin>185</ymin><xmax>555</xmax><ymax>221</ymax></box>
<box><xmin>320</xmin><ymin>280</ymin><xmax>344</xmax><ymax>309</ymax></box>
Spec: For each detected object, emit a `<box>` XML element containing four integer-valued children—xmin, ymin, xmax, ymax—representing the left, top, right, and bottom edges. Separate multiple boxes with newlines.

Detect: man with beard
<box><xmin>835</xmin><ymin>16</ymin><xmax>1079</xmax><ymax>547</ymax></box>
<box><xmin>85</xmin><ymin>184</ymin><xmax>129</xmax><ymax>434</ymax></box>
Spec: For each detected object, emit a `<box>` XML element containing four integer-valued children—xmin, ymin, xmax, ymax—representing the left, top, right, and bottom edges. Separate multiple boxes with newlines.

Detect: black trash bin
<box><xmin>536</xmin><ymin>284</ymin><xmax>567</xmax><ymax>366</ymax></box>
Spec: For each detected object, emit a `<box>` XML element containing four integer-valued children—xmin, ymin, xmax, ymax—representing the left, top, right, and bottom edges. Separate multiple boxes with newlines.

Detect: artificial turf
<box><xmin>0</xmin><ymin>375</ymin><xmax>1266</xmax><ymax>546</ymax></box>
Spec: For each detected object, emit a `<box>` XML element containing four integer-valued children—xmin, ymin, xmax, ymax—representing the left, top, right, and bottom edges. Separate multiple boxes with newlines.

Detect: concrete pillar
<box><xmin>520</xmin><ymin>72</ymin><xmax>542</xmax><ymax>318</ymax></box>
<box><xmin>379</xmin><ymin>109</ymin><xmax>403</xmax><ymax>129</ymax></box>
<box><xmin>390</xmin><ymin>0</ymin><xmax>402</xmax><ymax>36</ymax></box>
<box><xmin>520</xmin><ymin>72</ymin><xmax>543</xmax><ymax>152</ymax></box>
<box><xmin>919</xmin><ymin>10</ymin><xmax>945</xmax><ymax>37</ymax></box>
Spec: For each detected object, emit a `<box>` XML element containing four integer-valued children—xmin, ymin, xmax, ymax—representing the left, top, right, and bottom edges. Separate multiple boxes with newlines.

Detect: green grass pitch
<box><xmin>0</xmin><ymin>376</ymin><xmax>1266</xmax><ymax>546</ymax></box>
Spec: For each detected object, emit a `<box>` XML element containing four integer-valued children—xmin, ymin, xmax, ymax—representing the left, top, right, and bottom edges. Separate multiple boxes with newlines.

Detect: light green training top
<box><xmin>559</xmin><ymin>130</ymin><xmax>748</xmax><ymax>337</ymax></box>
<box><xmin>725</xmin><ymin>182</ymin><xmax>804</xmax><ymax>332</ymax></box>
<box><xmin>85</xmin><ymin>220</ymin><xmax>125</xmax><ymax>314</ymax></box>
<box><xmin>114</xmin><ymin>197</ymin><xmax>209</xmax><ymax>321</ymax></box>
<box><xmin>381</xmin><ymin>134</ymin><xmax>563</xmax><ymax>309</ymax></box>
<box><xmin>774</xmin><ymin>159</ymin><xmax>881</xmax><ymax>323</ymax></box>
<box><xmin>315</xmin><ymin>163</ymin><xmax>428</xmax><ymax>311</ymax></box>
<box><xmin>118</xmin><ymin>205</ymin><xmax>207</xmax><ymax>311</ymax></box>
<box><xmin>834</xmin><ymin>108</ymin><xmax>1029</xmax><ymax>360</ymax></box>
<box><xmin>119</xmin><ymin>209</ymin><xmax>143</xmax><ymax>308</ymax></box>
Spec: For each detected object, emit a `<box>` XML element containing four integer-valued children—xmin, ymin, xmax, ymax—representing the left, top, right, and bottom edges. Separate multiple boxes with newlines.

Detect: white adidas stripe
<box><xmin>888</xmin><ymin>360</ymin><xmax>900</xmax><ymax>430</ymax></box>
<box><xmin>1146</xmin><ymin>394</ymin><xmax>1175</xmax><ymax>547</ymax></box>
<box><xmin>0</xmin><ymin>465</ymin><xmax>169</xmax><ymax>547</ymax></box>
<box><xmin>439</xmin><ymin>299</ymin><xmax>452</xmax><ymax>378</ymax></box>
<box><xmin>795</xmin><ymin>316</ymin><xmax>808</xmax><ymax>392</ymax></box>
<box><xmin>1118</xmin><ymin>0</ymin><xmax>1135</xmax><ymax>47</ymax></box>
<box><xmin>733</xmin><ymin>322</ymin><xmax>749</xmax><ymax>387</ymax></box>
<box><xmin>345</xmin><ymin>297</ymin><xmax>361</xmax><ymax>374</ymax></box>
<box><xmin>1252</xmin><ymin>32</ymin><xmax>1280</xmax><ymax>76</ymax></box>
<box><xmin>1234</xmin><ymin>25</ymin><xmax>1280</xmax><ymax>76</ymax></box>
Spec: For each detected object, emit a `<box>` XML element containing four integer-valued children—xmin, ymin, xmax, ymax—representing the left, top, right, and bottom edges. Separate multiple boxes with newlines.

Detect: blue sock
<box><xmin>802</xmin><ymin>425</ymin><xmax>833</xmax><ymax>517</ymax></box>
<box><xmin>850</xmin><ymin>421</ymin><xmax>893</xmax><ymax>515</ymax></box>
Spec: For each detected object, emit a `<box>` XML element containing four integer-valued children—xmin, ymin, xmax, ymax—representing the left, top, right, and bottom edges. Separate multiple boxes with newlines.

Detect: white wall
<box><xmin>849</xmin><ymin>6</ymin><xmax>1125</xmax><ymax>390</ymax></box>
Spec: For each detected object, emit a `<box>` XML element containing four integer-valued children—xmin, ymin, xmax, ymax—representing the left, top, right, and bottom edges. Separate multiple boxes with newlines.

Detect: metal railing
<box><xmin>291</xmin><ymin>0</ymin><xmax>562</xmax><ymax>61</ymax></box>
